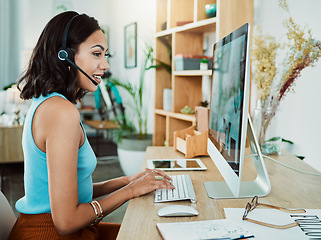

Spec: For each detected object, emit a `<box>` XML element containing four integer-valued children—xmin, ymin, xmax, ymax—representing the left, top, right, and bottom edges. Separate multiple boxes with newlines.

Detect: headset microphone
<box><xmin>65</xmin><ymin>57</ymin><xmax>98</xmax><ymax>86</ymax></box>
<box><xmin>57</xmin><ymin>14</ymin><xmax>98</xmax><ymax>86</ymax></box>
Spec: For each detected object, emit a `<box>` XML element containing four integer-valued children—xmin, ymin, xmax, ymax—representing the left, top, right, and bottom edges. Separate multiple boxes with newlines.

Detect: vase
<box><xmin>252</xmin><ymin>100</ymin><xmax>281</xmax><ymax>155</ymax></box>
<box><xmin>117</xmin><ymin>134</ymin><xmax>153</xmax><ymax>176</ymax></box>
<box><xmin>163</xmin><ymin>88</ymin><xmax>172</xmax><ymax>111</ymax></box>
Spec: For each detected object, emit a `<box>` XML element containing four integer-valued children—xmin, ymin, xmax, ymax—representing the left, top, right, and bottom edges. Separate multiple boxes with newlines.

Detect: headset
<box><xmin>57</xmin><ymin>14</ymin><xmax>98</xmax><ymax>86</ymax></box>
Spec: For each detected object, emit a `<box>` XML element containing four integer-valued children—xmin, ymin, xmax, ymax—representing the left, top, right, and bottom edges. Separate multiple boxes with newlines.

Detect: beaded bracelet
<box><xmin>89</xmin><ymin>200</ymin><xmax>104</xmax><ymax>225</ymax></box>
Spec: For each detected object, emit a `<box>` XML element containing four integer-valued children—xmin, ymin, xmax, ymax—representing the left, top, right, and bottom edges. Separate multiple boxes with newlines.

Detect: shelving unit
<box><xmin>153</xmin><ymin>0</ymin><xmax>253</xmax><ymax>146</ymax></box>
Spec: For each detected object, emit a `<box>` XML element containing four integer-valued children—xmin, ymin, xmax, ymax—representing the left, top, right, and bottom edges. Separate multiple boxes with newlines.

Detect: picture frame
<box><xmin>124</xmin><ymin>22</ymin><xmax>137</xmax><ymax>68</ymax></box>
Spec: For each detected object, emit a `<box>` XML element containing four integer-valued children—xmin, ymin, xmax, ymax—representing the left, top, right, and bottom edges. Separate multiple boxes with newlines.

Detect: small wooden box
<box><xmin>174</xmin><ymin>125</ymin><xmax>209</xmax><ymax>158</ymax></box>
<box><xmin>195</xmin><ymin>106</ymin><xmax>209</xmax><ymax>133</ymax></box>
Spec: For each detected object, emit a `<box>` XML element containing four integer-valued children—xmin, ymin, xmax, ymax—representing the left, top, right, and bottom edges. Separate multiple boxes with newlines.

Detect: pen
<box><xmin>204</xmin><ymin>235</ymin><xmax>255</xmax><ymax>240</ymax></box>
<box><xmin>232</xmin><ymin>235</ymin><xmax>255</xmax><ymax>240</ymax></box>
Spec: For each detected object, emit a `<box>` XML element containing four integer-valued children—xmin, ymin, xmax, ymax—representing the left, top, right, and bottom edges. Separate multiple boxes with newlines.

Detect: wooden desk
<box><xmin>83</xmin><ymin>120</ymin><xmax>119</xmax><ymax>141</ymax></box>
<box><xmin>116</xmin><ymin>147</ymin><xmax>321</xmax><ymax>240</ymax></box>
<box><xmin>84</xmin><ymin>120</ymin><xmax>119</xmax><ymax>130</ymax></box>
<box><xmin>0</xmin><ymin>125</ymin><xmax>23</xmax><ymax>163</ymax></box>
<box><xmin>84</xmin><ymin>120</ymin><xmax>119</xmax><ymax>159</ymax></box>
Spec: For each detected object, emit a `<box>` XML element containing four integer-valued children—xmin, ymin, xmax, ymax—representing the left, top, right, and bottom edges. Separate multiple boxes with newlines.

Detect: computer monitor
<box><xmin>204</xmin><ymin>23</ymin><xmax>271</xmax><ymax>199</ymax></box>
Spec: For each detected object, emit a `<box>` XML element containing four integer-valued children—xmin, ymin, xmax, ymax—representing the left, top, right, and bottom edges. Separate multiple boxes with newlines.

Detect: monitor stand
<box><xmin>204</xmin><ymin>115</ymin><xmax>271</xmax><ymax>199</ymax></box>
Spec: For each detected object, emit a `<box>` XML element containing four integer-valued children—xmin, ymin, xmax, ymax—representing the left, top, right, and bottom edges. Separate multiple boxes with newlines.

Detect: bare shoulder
<box><xmin>32</xmin><ymin>96</ymin><xmax>82</xmax><ymax>152</ymax></box>
<box><xmin>36</xmin><ymin>96</ymin><xmax>80</xmax><ymax>127</ymax></box>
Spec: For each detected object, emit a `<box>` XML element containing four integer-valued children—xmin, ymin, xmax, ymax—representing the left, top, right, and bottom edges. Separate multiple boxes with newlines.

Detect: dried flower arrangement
<box><xmin>251</xmin><ymin>0</ymin><xmax>321</xmax><ymax>151</ymax></box>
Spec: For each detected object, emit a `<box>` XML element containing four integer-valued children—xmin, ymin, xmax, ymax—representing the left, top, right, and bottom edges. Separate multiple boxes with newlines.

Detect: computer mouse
<box><xmin>158</xmin><ymin>205</ymin><xmax>199</xmax><ymax>217</ymax></box>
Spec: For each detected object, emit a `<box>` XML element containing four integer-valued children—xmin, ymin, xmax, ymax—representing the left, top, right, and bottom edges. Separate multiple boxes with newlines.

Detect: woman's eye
<box><xmin>93</xmin><ymin>52</ymin><xmax>101</xmax><ymax>57</ymax></box>
<box><xmin>105</xmin><ymin>53</ymin><xmax>111</xmax><ymax>60</ymax></box>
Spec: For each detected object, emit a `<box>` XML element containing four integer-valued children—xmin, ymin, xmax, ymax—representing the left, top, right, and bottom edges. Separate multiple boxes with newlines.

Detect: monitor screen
<box><xmin>205</xmin><ymin>23</ymin><xmax>270</xmax><ymax>199</ymax></box>
<box><xmin>209</xmin><ymin>25</ymin><xmax>248</xmax><ymax>176</ymax></box>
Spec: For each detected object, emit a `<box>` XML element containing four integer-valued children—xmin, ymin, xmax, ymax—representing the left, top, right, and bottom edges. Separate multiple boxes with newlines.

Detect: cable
<box><xmin>245</xmin><ymin>154</ymin><xmax>321</xmax><ymax>177</ymax></box>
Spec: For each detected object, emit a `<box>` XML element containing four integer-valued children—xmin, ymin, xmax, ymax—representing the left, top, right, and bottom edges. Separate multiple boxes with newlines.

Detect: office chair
<box><xmin>0</xmin><ymin>191</ymin><xmax>16</xmax><ymax>239</ymax></box>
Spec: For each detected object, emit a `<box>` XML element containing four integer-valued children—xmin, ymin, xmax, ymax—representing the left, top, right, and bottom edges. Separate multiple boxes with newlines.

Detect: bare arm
<box><xmin>36</xmin><ymin>98</ymin><xmax>173</xmax><ymax>235</ymax></box>
<box><xmin>95</xmin><ymin>169</ymin><xmax>173</xmax><ymax>216</ymax></box>
<box><xmin>43</xmin><ymin>99</ymin><xmax>95</xmax><ymax>234</ymax></box>
<box><xmin>92</xmin><ymin>176</ymin><xmax>129</xmax><ymax>198</ymax></box>
<box><xmin>93</xmin><ymin>168</ymin><xmax>172</xmax><ymax>198</ymax></box>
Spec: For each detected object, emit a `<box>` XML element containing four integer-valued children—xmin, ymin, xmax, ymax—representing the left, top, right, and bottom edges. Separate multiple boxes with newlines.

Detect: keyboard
<box><xmin>154</xmin><ymin>174</ymin><xmax>197</xmax><ymax>203</ymax></box>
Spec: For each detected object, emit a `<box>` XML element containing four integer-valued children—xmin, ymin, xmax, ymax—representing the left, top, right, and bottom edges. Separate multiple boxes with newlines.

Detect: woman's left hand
<box><xmin>127</xmin><ymin>168</ymin><xmax>171</xmax><ymax>183</ymax></box>
<box><xmin>126</xmin><ymin>168</ymin><xmax>174</xmax><ymax>198</ymax></box>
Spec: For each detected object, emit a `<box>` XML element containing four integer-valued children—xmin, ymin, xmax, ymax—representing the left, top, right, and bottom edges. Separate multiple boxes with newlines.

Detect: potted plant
<box><xmin>105</xmin><ymin>44</ymin><xmax>170</xmax><ymax>175</ymax></box>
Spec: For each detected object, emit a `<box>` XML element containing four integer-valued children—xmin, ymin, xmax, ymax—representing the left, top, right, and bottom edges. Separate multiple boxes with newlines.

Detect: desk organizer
<box><xmin>174</xmin><ymin>125</ymin><xmax>209</xmax><ymax>158</ymax></box>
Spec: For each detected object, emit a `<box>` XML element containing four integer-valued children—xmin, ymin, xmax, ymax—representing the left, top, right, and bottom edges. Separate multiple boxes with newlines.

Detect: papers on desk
<box><xmin>156</xmin><ymin>208</ymin><xmax>321</xmax><ymax>239</ymax></box>
<box><xmin>156</xmin><ymin>219</ymin><xmax>252</xmax><ymax>240</ymax></box>
<box><xmin>224</xmin><ymin>208</ymin><xmax>321</xmax><ymax>240</ymax></box>
<box><xmin>156</xmin><ymin>209</ymin><xmax>321</xmax><ymax>239</ymax></box>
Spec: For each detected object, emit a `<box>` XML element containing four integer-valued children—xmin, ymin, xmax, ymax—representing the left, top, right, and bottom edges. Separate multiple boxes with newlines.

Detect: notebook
<box><xmin>156</xmin><ymin>219</ymin><xmax>252</xmax><ymax>240</ymax></box>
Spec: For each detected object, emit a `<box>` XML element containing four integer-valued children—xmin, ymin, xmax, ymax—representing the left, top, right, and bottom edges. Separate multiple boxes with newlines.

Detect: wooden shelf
<box><xmin>154</xmin><ymin>108</ymin><xmax>171</xmax><ymax>116</ymax></box>
<box><xmin>153</xmin><ymin>0</ymin><xmax>253</xmax><ymax>147</ymax></box>
<box><xmin>156</xmin><ymin>17</ymin><xmax>217</xmax><ymax>37</ymax></box>
<box><xmin>155</xmin><ymin>109</ymin><xmax>195</xmax><ymax>122</ymax></box>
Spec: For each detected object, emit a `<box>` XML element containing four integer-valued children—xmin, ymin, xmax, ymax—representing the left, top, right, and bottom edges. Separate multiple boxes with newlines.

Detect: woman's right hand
<box><xmin>127</xmin><ymin>169</ymin><xmax>174</xmax><ymax>198</ymax></box>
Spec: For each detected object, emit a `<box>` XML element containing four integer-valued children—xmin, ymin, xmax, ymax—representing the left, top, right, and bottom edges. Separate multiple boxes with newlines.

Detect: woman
<box><xmin>9</xmin><ymin>11</ymin><xmax>173</xmax><ymax>240</ymax></box>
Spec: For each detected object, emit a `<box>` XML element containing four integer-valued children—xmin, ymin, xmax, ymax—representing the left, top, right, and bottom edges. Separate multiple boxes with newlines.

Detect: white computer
<box><xmin>205</xmin><ymin>23</ymin><xmax>271</xmax><ymax>199</ymax></box>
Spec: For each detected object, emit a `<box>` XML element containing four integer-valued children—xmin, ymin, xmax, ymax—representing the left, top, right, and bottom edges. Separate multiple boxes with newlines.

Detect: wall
<box><xmin>252</xmin><ymin>0</ymin><xmax>321</xmax><ymax>171</ymax></box>
<box><xmin>105</xmin><ymin>0</ymin><xmax>156</xmax><ymax>134</ymax></box>
<box><xmin>20</xmin><ymin>0</ymin><xmax>109</xmax><ymax>69</ymax></box>
<box><xmin>0</xmin><ymin>0</ymin><xmax>22</xmax><ymax>90</ymax></box>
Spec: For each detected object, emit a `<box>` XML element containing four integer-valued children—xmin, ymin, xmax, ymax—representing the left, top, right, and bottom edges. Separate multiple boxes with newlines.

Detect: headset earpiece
<box><xmin>58</xmin><ymin>49</ymin><xmax>68</xmax><ymax>61</ymax></box>
<box><xmin>58</xmin><ymin>48</ymin><xmax>74</xmax><ymax>63</ymax></box>
<box><xmin>58</xmin><ymin>15</ymin><xmax>77</xmax><ymax>63</ymax></box>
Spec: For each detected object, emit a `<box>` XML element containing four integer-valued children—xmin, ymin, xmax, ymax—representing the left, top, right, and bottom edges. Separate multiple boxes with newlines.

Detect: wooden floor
<box><xmin>0</xmin><ymin>137</ymin><xmax>127</xmax><ymax>224</ymax></box>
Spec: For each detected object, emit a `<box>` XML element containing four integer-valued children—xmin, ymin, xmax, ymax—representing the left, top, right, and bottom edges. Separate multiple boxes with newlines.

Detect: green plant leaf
<box><xmin>265</xmin><ymin>137</ymin><xmax>294</xmax><ymax>144</ymax></box>
<box><xmin>281</xmin><ymin>138</ymin><xmax>294</xmax><ymax>144</ymax></box>
<box><xmin>266</xmin><ymin>136</ymin><xmax>281</xmax><ymax>142</ymax></box>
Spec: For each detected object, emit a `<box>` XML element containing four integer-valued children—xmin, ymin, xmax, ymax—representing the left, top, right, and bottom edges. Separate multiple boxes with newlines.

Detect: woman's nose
<box><xmin>100</xmin><ymin>58</ymin><xmax>109</xmax><ymax>71</ymax></box>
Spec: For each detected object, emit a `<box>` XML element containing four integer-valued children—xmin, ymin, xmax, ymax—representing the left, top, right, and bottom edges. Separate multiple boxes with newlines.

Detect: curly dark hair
<box><xmin>17</xmin><ymin>11</ymin><xmax>101</xmax><ymax>103</ymax></box>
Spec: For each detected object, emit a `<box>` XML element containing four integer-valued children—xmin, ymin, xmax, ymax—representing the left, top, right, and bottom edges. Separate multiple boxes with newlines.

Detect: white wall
<box><xmin>252</xmin><ymin>0</ymin><xmax>321</xmax><ymax>171</ymax></box>
<box><xmin>20</xmin><ymin>0</ymin><xmax>109</xmax><ymax>69</ymax></box>
<box><xmin>0</xmin><ymin>0</ymin><xmax>22</xmax><ymax>90</ymax></box>
<box><xmin>105</xmin><ymin>0</ymin><xmax>156</xmax><ymax>134</ymax></box>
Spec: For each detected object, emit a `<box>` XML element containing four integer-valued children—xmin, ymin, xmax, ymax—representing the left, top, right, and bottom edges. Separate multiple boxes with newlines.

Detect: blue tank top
<box><xmin>16</xmin><ymin>92</ymin><xmax>97</xmax><ymax>214</ymax></box>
